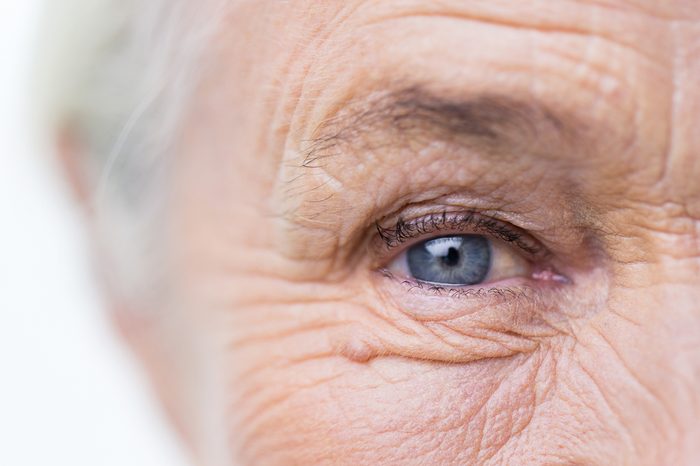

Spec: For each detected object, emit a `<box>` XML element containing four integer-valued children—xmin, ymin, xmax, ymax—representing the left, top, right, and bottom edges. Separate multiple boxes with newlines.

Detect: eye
<box><xmin>406</xmin><ymin>235</ymin><xmax>490</xmax><ymax>285</ymax></box>
<box><xmin>387</xmin><ymin>234</ymin><xmax>529</xmax><ymax>287</ymax></box>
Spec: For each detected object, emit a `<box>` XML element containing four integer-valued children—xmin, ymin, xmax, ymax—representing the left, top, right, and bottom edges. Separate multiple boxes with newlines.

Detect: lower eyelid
<box><xmin>355</xmin><ymin>271</ymin><xmax>565</xmax><ymax>364</ymax></box>
<box><xmin>376</xmin><ymin>268</ymin><xmax>541</xmax><ymax>311</ymax></box>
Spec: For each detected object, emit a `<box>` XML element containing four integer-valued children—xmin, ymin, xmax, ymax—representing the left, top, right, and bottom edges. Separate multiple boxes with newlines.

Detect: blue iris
<box><xmin>407</xmin><ymin>235</ymin><xmax>491</xmax><ymax>285</ymax></box>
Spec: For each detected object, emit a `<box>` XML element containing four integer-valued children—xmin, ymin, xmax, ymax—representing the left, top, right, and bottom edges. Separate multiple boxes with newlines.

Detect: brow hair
<box><xmin>301</xmin><ymin>85</ymin><xmax>576</xmax><ymax>168</ymax></box>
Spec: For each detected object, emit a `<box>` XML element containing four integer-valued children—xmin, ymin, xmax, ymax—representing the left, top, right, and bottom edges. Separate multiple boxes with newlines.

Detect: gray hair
<box><xmin>34</xmin><ymin>0</ymin><xmax>227</xmax><ymax>302</ymax></box>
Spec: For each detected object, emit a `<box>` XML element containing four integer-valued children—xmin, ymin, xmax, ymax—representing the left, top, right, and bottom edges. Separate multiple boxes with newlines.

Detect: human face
<box><xmin>130</xmin><ymin>1</ymin><xmax>700</xmax><ymax>464</ymax></box>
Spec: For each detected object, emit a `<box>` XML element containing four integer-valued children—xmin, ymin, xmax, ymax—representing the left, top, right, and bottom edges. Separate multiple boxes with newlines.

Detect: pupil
<box><xmin>442</xmin><ymin>247</ymin><xmax>460</xmax><ymax>267</ymax></box>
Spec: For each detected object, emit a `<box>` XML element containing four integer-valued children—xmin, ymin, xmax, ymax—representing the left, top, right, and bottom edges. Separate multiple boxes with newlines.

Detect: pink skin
<box><xmin>73</xmin><ymin>1</ymin><xmax>700</xmax><ymax>465</ymax></box>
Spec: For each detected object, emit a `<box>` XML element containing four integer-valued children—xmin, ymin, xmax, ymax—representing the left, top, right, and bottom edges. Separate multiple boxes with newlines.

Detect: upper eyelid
<box><xmin>374</xmin><ymin>210</ymin><xmax>548</xmax><ymax>259</ymax></box>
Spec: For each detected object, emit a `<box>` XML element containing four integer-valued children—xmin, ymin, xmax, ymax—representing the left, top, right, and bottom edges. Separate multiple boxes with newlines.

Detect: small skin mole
<box><xmin>338</xmin><ymin>336</ymin><xmax>380</xmax><ymax>363</ymax></box>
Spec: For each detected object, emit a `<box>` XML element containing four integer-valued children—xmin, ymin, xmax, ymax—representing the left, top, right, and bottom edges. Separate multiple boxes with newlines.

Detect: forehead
<box><xmin>200</xmin><ymin>0</ymin><xmax>700</xmax><ymax>219</ymax></box>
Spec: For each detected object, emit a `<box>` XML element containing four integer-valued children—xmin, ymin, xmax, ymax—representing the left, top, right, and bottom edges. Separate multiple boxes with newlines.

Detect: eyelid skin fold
<box><xmin>353</xmin><ymin>269</ymin><xmax>568</xmax><ymax>364</ymax></box>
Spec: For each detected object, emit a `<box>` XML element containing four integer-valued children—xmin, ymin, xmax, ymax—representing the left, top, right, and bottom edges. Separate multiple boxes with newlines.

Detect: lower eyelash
<box><xmin>379</xmin><ymin>267</ymin><xmax>536</xmax><ymax>299</ymax></box>
<box><xmin>408</xmin><ymin>281</ymin><xmax>528</xmax><ymax>300</ymax></box>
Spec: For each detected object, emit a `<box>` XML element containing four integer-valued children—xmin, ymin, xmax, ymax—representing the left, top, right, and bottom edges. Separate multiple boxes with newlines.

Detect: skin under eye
<box><xmin>387</xmin><ymin>234</ymin><xmax>530</xmax><ymax>287</ymax></box>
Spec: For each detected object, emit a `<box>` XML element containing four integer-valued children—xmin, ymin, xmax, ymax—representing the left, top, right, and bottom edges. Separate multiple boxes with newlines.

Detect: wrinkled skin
<box><xmin>92</xmin><ymin>1</ymin><xmax>700</xmax><ymax>465</ymax></box>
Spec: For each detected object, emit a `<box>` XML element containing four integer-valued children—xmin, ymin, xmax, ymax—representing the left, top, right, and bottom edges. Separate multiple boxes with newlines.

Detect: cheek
<box><xmin>217</xmin><ymin>293</ymin><xmax>620</xmax><ymax>466</ymax></box>
<box><xmin>223</xmin><ymin>322</ymin><xmax>541</xmax><ymax>465</ymax></box>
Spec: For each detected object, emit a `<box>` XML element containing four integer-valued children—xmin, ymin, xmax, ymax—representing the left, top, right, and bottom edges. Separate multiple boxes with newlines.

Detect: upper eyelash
<box><xmin>375</xmin><ymin>210</ymin><xmax>545</xmax><ymax>256</ymax></box>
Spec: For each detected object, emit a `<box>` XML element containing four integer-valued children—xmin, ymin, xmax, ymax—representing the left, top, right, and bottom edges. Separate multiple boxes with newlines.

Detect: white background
<box><xmin>0</xmin><ymin>1</ymin><xmax>189</xmax><ymax>464</ymax></box>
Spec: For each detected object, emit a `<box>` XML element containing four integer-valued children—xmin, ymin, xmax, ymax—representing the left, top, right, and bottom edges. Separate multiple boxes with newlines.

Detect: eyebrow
<box><xmin>301</xmin><ymin>85</ymin><xmax>579</xmax><ymax>167</ymax></box>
